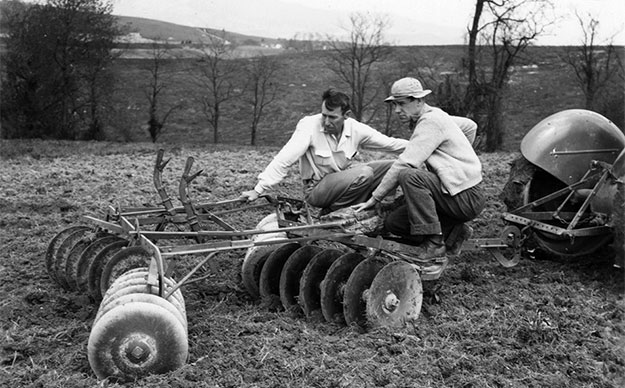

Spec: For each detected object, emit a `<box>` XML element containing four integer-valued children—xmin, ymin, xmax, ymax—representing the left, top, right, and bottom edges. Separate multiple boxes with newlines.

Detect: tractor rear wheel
<box><xmin>501</xmin><ymin>156</ymin><xmax>610</xmax><ymax>257</ymax></box>
<box><xmin>612</xmin><ymin>177</ymin><xmax>625</xmax><ymax>267</ymax></box>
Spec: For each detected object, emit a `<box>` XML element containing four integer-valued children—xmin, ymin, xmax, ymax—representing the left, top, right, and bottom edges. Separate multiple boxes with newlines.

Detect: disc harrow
<box><xmin>43</xmin><ymin>124</ymin><xmax>624</xmax><ymax>382</ymax></box>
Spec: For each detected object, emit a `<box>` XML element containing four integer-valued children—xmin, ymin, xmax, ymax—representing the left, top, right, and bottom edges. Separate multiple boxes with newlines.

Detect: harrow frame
<box><xmin>48</xmin><ymin>148</ymin><xmax>620</xmax><ymax>382</ymax></box>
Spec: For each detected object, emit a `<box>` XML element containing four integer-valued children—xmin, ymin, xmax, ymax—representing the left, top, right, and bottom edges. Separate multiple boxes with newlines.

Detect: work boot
<box><xmin>419</xmin><ymin>234</ymin><xmax>446</xmax><ymax>259</ymax></box>
<box><xmin>446</xmin><ymin>224</ymin><xmax>473</xmax><ymax>256</ymax></box>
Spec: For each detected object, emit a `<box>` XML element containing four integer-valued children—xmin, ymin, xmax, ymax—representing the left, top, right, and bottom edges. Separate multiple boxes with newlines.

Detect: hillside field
<box><xmin>1</xmin><ymin>32</ymin><xmax>624</xmax><ymax>387</ymax></box>
<box><xmin>99</xmin><ymin>45</ymin><xmax>616</xmax><ymax>151</ymax></box>
<box><xmin>0</xmin><ymin>139</ymin><xmax>623</xmax><ymax>387</ymax></box>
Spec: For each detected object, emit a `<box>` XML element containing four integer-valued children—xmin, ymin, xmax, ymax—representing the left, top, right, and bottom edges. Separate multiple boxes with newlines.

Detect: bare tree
<box><xmin>563</xmin><ymin>12</ymin><xmax>623</xmax><ymax>112</ymax></box>
<box><xmin>145</xmin><ymin>42</ymin><xmax>183</xmax><ymax>142</ymax></box>
<box><xmin>1</xmin><ymin>0</ymin><xmax>120</xmax><ymax>140</ymax></box>
<box><xmin>464</xmin><ymin>0</ymin><xmax>554</xmax><ymax>151</ymax></box>
<box><xmin>195</xmin><ymin>31</ymin><xmax>240</xmax><ymax>143</ymax></box>
<box><xmin>326</xmin><ymin>12</ymin><xmax>391</xmax><ymax>123</ymax></box>
<box><xmin>243</xmin><ymin>56</ymin><xmax>281</xmax><ymax>145</ymax></box>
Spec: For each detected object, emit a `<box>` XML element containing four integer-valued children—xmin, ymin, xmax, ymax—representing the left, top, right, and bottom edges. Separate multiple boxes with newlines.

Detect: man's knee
<box><xmin>351</xmin><ymin>165</ymin><xmax>374</xmax><ymax>186</ymax></box>
<box><xmin>398</xmin><ymin>168</ymin><xmax>429</xmax><ymax>187</ymax></box>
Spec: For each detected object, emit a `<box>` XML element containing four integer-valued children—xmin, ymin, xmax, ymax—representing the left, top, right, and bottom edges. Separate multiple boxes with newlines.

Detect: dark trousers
<box><xmin>385</xmin><ymin>168</ymin><xmax>485</xmax><ymax>238</ymax></box>
<box><xmin>305</xmin><ymin>160</ymin><xmax>393</xmax><ymax>211</ymax></box>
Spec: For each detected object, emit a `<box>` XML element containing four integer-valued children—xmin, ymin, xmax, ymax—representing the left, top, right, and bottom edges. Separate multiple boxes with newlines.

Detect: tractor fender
<box><xmin>520</xmin><ymin>109</ymin><xmax>625</xmax><ymax>185</ymax></box>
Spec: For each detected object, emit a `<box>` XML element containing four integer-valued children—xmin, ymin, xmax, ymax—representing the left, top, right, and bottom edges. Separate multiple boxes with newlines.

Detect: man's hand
<box><xmin>240</xmin><ymin>189</ymin><xmax>260</xmax><ymax>202</ymax></box>
<box><xmin>351</xmin><ymin>197</ymin><xmax>377</xmax><ymax>213</ymax></box>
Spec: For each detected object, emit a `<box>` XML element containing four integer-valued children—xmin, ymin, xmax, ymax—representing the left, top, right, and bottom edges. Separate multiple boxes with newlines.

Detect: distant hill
<box><xmin>115</xmin><ymin>15</ymin><xmax>280</xmax><ymax>46</ymax></box>
<box><xmin>0</xmin><ymin>1</ymin><xmax>280</xmax><ymax>47</ymax></box>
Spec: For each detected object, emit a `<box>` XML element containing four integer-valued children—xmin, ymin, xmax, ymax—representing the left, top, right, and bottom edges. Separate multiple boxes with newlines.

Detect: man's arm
<box><xmin>451</xmin><ymin>116</ymin><xmax>477</xmax><ymax>145</ymax></box>
<box><xmin>241</xmin><ymin>120</ymin><xmax>312</xmax><ymax>201</ymax></box>
<box><xmin>371</xmin><ymin>119</ymin><xmax>445</xmax><ymax>201</ymax></box>
<box><xmin>355</xmin><ymin>122</ymin><xmax>409</xmax><ymax>153</ymax></box>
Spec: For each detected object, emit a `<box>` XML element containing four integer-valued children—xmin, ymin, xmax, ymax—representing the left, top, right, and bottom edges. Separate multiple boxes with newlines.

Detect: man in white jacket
<box><xmin>240</xmin><ymin>88</ymin><xmax>407</xmax><ymax>212</ymax></box>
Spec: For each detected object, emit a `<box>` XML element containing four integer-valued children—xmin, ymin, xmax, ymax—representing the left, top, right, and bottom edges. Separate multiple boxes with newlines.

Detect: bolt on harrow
<box><xmin>46</xmin><ymin>148</ymin><xmax>601</xmax><ymax>382</ymax></box>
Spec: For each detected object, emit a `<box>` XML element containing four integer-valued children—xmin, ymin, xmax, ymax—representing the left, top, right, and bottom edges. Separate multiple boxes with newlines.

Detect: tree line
<box><xmin>0</xmin><ymin>0</ymin><xmax>623</xmax><ymax>151</ymax></box>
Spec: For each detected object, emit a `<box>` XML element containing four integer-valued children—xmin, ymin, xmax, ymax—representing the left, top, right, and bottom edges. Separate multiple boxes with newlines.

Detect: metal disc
<box><xmin>279</xmin><ymin>245</ymin><xmax>324</xmax><ymax>312</ymax></box>
<box><xmin>99</xmin><ymin>282</ymin><xmax>186</xmax><ymax>324</ymax></box>
<box><xmin>46</xmin><ymin>226</ymin><xmax>90</xmax><ymax>284</ymax></box>
<box><xmin>343</xmin><ymin>258</ymin><xmax>386</xmax><ymax>328</ymax></box>
<box><xmin>101</xmin><ymin>270</ymin><xmax>185</xmax><ymax>317</ymax></box>
<box><xmin>101</xmin><ymin>270</ymin><xmax>151</xmax><ymax>303</ymax></box>
<box><xmin>88</xmin><ymin>301</ymin><xmax>188</xmax><ymax>382</ymax></box>
<box><xmin>87</xmin><ymin>239</ymin><xmax>129</xmax><ymax>302</ymax></box>
<box><xmin>95</xmin><ymin>292</ymin><xmax>187</xmax><ymax>334</ymax></box>
<box><xmin>76</xmin><ymin>236</ymin><xmax>124</xmax><ymax>293</ymax></box>
<box><xmin>54</xmin><ymin>227</ymin><xmax>93</xmax><ymax>290</ymax></box>
<box><xmin>241</xmin><ymin>247</ymin><xmax>277</xmax><ymax>300</ymax></box>
<box><xmin>366</xmin><ymin>261</ymin><xmax>423</xmax><ymax>328</ymax></box>
<box><xmin>320</xmin><ymin>252</ymin><xmax>366</xmax><ymax>324</ymax></box>
<box><xmin>100</xmin><ymin>246</ymin><xmax>153</xmax><ymax>298</ymax></box>
<box><xmin>259</xmin><ymin>242</ymin><xmax>301</xmax><ymax>301</ymax></box>
<box><xmin>101</xmin><ymin>270</ymin><xmax>181</xmax><ymax>301</ymax></box>
<box><xmin>65</xmin><ymin>231</ymin><xmax>111</xmax><ymax>291</ymax></box>
<box><xmin>298</xmin><ymin>249</ymin><xmax>344</xmax><ymax>318</ymax></box>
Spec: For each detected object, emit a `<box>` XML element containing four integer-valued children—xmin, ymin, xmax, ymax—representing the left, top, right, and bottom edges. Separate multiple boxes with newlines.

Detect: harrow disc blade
<box><xmin>46</xmin><ymin>226</ymin><xmax>90</xmax><ymax>284</ymax></box>
<box><xmin>298</xmin><ymin>249</ymin><xmax>344</xmax><ymax>318</ymax></box>
<box><xmin>320</xmin><ymin>252</ymin><xmax>366</xmax><ymax>324</ymax></box>
<box><xmin>279</xmin><ymin>245</ymin><xmax>324</xmax><ymax>312</ymax></box>
<box><xmin>99</xmin><ymin>282</ymin><xmax>186</xmax><ymax>325</ymax></box>
<box><xmin>65</xmin><ymin>232</ymin><xmax>110</xmax><ymax>291</ymax></box>
<box><xmin>241</xmin><ymin>249</ymin><xmax>275</xmax><ymax>300</ymax></box>
<box><xmin>100</xmin><ymin>246</ymin><xmax>153</xmax><ymax>298</ymax></box>
<box><xmin>242</xmin><ymin>212</ymin><xmax>288</xmax><ymax>299</ymax></box>
<box><xmin>95</xmin><ymin>292</ymin><xmax>187</xmax><ymax>333</ymax></box>
<box><xmin>366</xmin><ymin>261</ymin><xmax>423</xmax><ymax>328</ymax></box>
<box><xmin>343</xmin><ymin>258</ymin><xmax>386</xmax><ymax>328</ymax></box>
<box><xmin>102</xmin><ymin>268</ymin><xmax>154</xmax><ymax>299</ymax></box>
<box><xmin>76</xmin><ymin>236</ymin><xmax>124</xmax><ymax>293</ymax></box>
<box><xmin>54</xmin><ymin>227</ymin><xmax>93</xmax><ymax>290</ymax></box>
<box><xmin>101</xmin><ymin>269</ymin><xmax>185</xmax><ymax>312</ymax></box>
<box><xmin>88</xmin><ymin>301</ymin><xmax>188</xmax><ymax>382</ymax></box>
<box><xmin>88</xmin><ymin>240</ymin><xmax>129</xmax><ymax>302</ymax></box>
<box><xmin>259</xmin><ymin>243</ymin><xmax>302</xmax><ymax>303</ymax></box>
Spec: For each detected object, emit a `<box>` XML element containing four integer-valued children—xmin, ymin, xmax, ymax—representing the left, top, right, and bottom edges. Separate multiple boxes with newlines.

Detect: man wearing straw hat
<box><xmin>353</xmin><ymin>77</ymin><xmax>485</xmax><ymax>258</ymax></box>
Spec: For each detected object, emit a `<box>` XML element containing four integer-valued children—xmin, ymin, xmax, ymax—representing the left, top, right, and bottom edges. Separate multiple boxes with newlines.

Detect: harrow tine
<box><xmin>179</xmin><ymin>157</ymin><xmax>202</xmax><ymax>234</ymax></box>
<box><xmin>155</xmin><ymin>149</ymin><xmax>171</xmax><ymax>171</ymax></box>
<box><xmin>154</xmin><ymin>149</ymin><xmax>175</xmax><ymax>215</ymax></box>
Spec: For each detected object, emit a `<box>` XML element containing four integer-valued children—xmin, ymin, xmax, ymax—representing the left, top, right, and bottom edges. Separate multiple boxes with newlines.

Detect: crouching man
<box><xmin>353</xmin><ymin>77</ymin><xmax>485</xmax><ymax>257</ymax></box>
<box><xmin>240</xmin><ymin>88</ymin><xmax>408</xmax><ymax>213</ymax></box>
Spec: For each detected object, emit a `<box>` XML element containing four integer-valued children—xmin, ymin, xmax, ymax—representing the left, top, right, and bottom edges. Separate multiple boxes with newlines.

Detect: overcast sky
<box><xmin>110</xmin><ymin>0</ymin><xmax>624</xmax><ymax>45</ymax></box>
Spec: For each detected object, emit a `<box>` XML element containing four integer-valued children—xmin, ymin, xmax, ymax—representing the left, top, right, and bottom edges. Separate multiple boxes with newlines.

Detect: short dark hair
<box><xmin>322</xmin><ymin>89</ymin><xmax>351</xmax><ymax>114</ymax></box>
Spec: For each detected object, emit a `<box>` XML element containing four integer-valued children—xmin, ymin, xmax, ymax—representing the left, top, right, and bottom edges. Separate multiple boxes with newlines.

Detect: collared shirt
<box><xmin>371</xmin><ymin>106</ymin><xmax>483</xmax><ymax>199</ymax></box>
<box><xmin>254</xmin><ymin>113</ymin><xmax>408</xmax><ymax>194</ymax></box>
